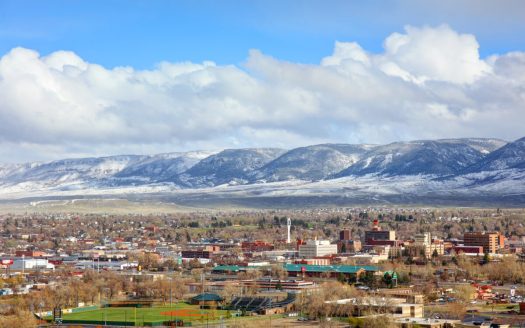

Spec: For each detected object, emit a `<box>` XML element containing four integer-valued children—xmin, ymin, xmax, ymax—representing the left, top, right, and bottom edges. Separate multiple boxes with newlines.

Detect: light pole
<box><xmin>168</xmin><ymin>276</ymin><xmax>173</xmax><ymax>324</ymax></box>
<box><xmin>270</xmin><ymin>297</ymin><xmax>274</xmax><ymax>327</ymax></box>
<box><xmin>170</xmin><ymin>276</ymin><xmax>173</xmax><ymax>306</ymax></box>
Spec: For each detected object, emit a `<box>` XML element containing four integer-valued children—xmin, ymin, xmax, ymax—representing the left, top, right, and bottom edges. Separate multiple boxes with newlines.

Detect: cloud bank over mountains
<box><xmin>0</xmin><ymin>25</ymin><xmax>524</xmax><ymax>162</ymax></box>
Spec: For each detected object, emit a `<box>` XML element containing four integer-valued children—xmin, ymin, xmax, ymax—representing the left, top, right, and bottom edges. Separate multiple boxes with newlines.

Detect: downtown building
<box><xmin>298</xmin><ymin>239</ymin><xmax>338</xmax><ymax>258</ymax></box>
<box><xmin>463</xmin><ymin>232</ymin><xmax>505</xmax><ymax>254</ymax></box>
<box><xmin>337</xmin><ymin>229</ymin><xmax>362</xmax><ymax>253</ymax></box>
<box><xmin>413</xmin><ymin>232</ymin><xmax>445</xmax><ymax>259</ymax></box>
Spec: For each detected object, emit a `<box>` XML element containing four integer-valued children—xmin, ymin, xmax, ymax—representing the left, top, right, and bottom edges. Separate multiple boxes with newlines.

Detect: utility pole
<box><xmin>267</xmin><ymin>297</ymin><xmax>272</xmax><ymax>327</ymax></box>
<box><xmin>201</xmin><ymin>272</ymin><xmax>205</xmax><ymax>292</ymax></box>
<box><xmin>170</xmin><ymin>276</ymin><xmax>173</xmax><ymax>306</ymax></box>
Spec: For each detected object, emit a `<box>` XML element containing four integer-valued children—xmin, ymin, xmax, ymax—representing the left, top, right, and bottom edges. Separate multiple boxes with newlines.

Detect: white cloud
<box><xmin>380</xmin><ymin>25</ymin><xmax>491</xmax><ymax>84</ymax></box>
<box><xmin>0</xmin><ymin>25</ymin><xmax>524</xmax><ymax>162</ymax></box>
<box><xmin>321</xmin><ymin>41</ymin><xmax>370</xmax><ymax>66</ymax></box>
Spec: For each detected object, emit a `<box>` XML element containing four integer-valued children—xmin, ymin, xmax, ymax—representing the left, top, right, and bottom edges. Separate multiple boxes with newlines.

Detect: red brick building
<box><xmin>241</xmin><ymin>241</ymin><xmax>274</xmax><ymax>252</ymax></box>
<box><xmin>464</xmin><ymin>232</ymin><xmax>505</xmax><ymax>254</ymax></box>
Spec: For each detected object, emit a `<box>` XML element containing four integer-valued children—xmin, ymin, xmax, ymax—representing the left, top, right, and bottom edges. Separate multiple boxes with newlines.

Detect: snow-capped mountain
<box><xmin>252</xmin><ymin>144</ymin><xmax>373</xmax><ymax>182</ymax></box>
<box><xmin>461</xmin><ymin>137</ymin><xmax>525</xmax><ymax>173</ymax></box>
<box><xmin>431</xmin><ymin>137</ymin><xmax>525</xmax><ymax>192</ymax></box>
<box><xmin>113</xmin><ymin>151</ymin><xmax>217</xmax><ymax>185</ymax></box>
<box><xmin>333</xmin><ymin>139</ymin><xmax>499</xmax><ymax>177</ymax></box>
<box><xmin>2</xmin><ymin>155</ymin><xmax>145</xmax><ymax>188</ymax></box>
<box><xmin>0</xmin><ymin>152</ymin><xmax>215</xmax><ymax>191</ymax></box>
<box><xmin>174</xmin><ymin>148</ymin><xmax>285</xmax><ymax>187</ymax></box>
<box><xmin>448</xmin><ymin>138</ymin><xmax>508</xmax><ymax>155</ymax></box>
<box><xmin>0</xmin><ymin>137</ymin><xmax>523</xmax><ymax>205</ymax></box>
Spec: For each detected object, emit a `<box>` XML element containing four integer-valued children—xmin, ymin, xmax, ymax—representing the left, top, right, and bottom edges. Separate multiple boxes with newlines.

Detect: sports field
<box><xmin>48</xmin><ymin>302</ymin><xmax>231</xmax><ymax>325</ymax></box>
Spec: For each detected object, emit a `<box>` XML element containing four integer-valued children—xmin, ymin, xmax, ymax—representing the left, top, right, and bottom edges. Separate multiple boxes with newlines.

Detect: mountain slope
<box><xmin>174</xmin><ymin>148</ymin><xmax>285</xmax><ymax>187</ymax></box>
<box><xmin>0</xmin><ymin>137</ymin><xmax>523</xmax><ymax>204</ymax></box>
<box><xmin>333</xmin><ymin>139</ymin><xmax>492</xmax><ymax>177</ymax></box>
<box><xmin>252</xmin><ymin>144</ymin><xmax>373</xmax><ymax>182</ymax></box>
<box><xmin>450</xmin><ymin>138</ymin><xmax>507</xmax><ymax>154</ymax></box>
<box><xmin>461</xmin><ymin>137</ymin><xmax>525</xmax><ymax>173</ymax></box>
<box><xmin>2</xmin><ymin>155</ymin><xmax>145</xmax><ymax>187</ymax></box>
<box><xmin>113</xmin><ymin>151</ymin><xmax>217</xmax><ymax>184</ymax></box>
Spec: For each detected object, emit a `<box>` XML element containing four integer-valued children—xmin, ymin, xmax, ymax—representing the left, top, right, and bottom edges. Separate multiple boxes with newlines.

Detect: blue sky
<box><xmin>1</xmin><ymin>0</ymin><xmax>524</xmax><ymax>69</ymax></box>
<box><xmin>0</xmin><ymin>1</ymin><xmax>525</xmax><ymax>162</ymax></box>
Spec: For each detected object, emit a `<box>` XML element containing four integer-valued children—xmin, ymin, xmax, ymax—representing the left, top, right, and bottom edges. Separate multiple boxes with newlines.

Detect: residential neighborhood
<box><xmin>1</xmin><ymin>207</ymin><xmax>525</xmax><ymax>327</ymax></box>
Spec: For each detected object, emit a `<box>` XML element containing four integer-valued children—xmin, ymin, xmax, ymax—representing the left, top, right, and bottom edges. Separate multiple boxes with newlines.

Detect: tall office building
<box><xmin>414</xmin><ymin>232</ymin><xmax>444</xmax><ymax>258</ymax></box>
<box><xmin>338</xmin><ymin>229</ymin><xmax>361</xmax><ymax>253</ymax></box>
<box><xmin>298</xmin><ymin>239</ymin><xmax>338</xmax><ymax>258</ymax></box>
<box><xmin>340</xmin><ymin>229</ymin><xmax>351</xmax><ymax>241</ymax></box>
<box><xmin>364</xmin><ymin>220</ymin><xmax>396</xmax><ymax>243</ymax></box>
<box><xmin>464</xmin><ymin>232</ymin><xmax>505</xmax><ymax>254</ymax></box>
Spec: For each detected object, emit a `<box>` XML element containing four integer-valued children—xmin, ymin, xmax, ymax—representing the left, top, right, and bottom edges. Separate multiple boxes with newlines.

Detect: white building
<box><xmin>181</xmin><ymin>258</ymin><xmax>211</xmax><ymax>265</ymax></box>
<box><xmin>414</xmin><ymin>233</ymin><xmax>445</xmax><ymax>259</ymax></box>
<box><xmin>74</xmin><ymin>260</ymin><xmax>138</xmax><ymax>271</ymax></box>
<box><xmin>11</xmin><ymin>258</ymin><xmax>55</xmax><ymax>271</ymax></box>
<box><xmin>347</xmin><ymin>253</ymin><xmax>389</xmax><ymax>264</ymax></box>
<box><xmin>414</xmin><ymin>233</ymin><xmax>431</xmax><ymax>246</ymax></box>
<box><xmin>299</xmin><ymin>239</ymin><xmax>338</xmax><ymax>258</ymax></box>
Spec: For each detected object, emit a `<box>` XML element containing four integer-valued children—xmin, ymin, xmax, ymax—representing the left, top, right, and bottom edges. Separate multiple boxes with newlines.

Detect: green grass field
<box><xmin>48</xmin><ymin>302</ymin><xmax>231</xmax><ymax>325</ymax></box>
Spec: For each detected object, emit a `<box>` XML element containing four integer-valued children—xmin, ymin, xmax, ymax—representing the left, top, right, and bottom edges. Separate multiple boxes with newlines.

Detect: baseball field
<box><xmin>47</xmin><ymin>302</ymin><xmax>232</xmax><ymax>326</ymax></box>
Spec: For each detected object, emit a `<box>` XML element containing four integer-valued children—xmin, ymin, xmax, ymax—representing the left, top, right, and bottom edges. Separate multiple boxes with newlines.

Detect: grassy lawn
<box><xmin>478</xmin><ymin>303</ymin><xmax>519</xmax><ymax>312</ymax></box>
<box><xmin>48</xmin><ymin>303</ymin><xmax>231</xmax><ymax>325</ymax></box>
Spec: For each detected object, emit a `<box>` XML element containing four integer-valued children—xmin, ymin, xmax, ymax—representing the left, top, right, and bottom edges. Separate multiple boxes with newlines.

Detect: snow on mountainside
<box><xmin>0</xmin><ymin>137</ymin><xmax>523</xmax><ymax>203</ymax></box>
<box><xmin>461</xmin><ymin>137</ymin><xmax>525</xmax><ymax>172</ymax></box>
<box><xmin>0</xmin><ymin>152</ymin><xmax>215</xmax><ymax>190</ymax></box>
<box><xmin>434</xmin><ymin>137</ymin><xmax>525</xmax><ymax>189</ymax></box>
<box><xmin>2</xmin><ymin>156</ymin><xmax>145</xmax><ymax>185</ymax></box>
<box><xmin>0</xmin><ymin>163</ymin><xmax>35</xmax><ymax>179</ymax></box>
<box><xmin>333</xmin><ymin>139</ymin><xmax>492</xmax><ymax>177</ymax></box>
<box><xmin>252</xmin><ymin>144</ymin><xmax>373</xmax><ymax>182</ymax></box>
<box><xmin>446</xmin><ymin>138</ymin><xmax>507</xmax><ymax>154</ymax></box>
<box><xmin>113</xmin><ymin>151</ymin><xmax>217</xmax><ymax>185</ymax></box>
<box><xmin>174</xmin><ymin>148</ymin><xmax>285</xmax><ymax>187</ymax></box>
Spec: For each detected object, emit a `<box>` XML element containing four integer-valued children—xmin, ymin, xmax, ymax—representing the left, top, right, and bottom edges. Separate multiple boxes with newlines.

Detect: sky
<box><xmin>0</xmin><ymin>0</ymin><xmax>524</xmax><ymax>163</ymax></box>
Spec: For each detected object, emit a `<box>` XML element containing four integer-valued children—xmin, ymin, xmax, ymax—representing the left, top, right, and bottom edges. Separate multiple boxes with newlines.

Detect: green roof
<box><xmin>212</xmin><ymin>265</ymin><xmax>243</xmax><ymax>272</ymax></box>
<box><xmin>212</xmin><ymin>265</ymin><xmax>266</xmax><ymax>272</ymax></box>
<box><xmin>283</xmin><ymin>264</ymin><xmax>378</xmax><ymax>274</ymax></box>
<box><xmin>212</xmin><ymin>264</ymin><xmax>378</xmax><ymax>274</ymax></box>
<box><xmin>192</xmin><ymin>293</ymin><xmax>224</xmax><ymax>302</ymax></box>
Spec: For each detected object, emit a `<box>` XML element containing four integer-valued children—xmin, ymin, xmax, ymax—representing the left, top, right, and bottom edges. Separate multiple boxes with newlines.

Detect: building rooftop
<box><xmin>191</xmin><ymin>293</ymin><xmax>224</xmax><ymax>302</ymax></box>
<box><xmin>283</xmin><ymin>264</ymin><xmax>378</xmax><ymax>273</ymax></box>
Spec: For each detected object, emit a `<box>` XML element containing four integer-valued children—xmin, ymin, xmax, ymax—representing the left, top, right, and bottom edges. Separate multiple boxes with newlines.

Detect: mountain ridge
<box><xmin>1</xmin><ymin>137</ymin><xmax>523</xmax><ymax>203</ymax></box>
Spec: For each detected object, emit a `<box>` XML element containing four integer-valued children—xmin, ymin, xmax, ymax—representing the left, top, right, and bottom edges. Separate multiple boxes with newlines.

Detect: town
<box><xmin>2</xmin><ymin>0</ymin><xmax>525</xmax><ymax>327</ymax></box>
<box><xmin>1</xmin><ymin>207</ymin><xmax>525</xmax><ymax>327</ymax></box>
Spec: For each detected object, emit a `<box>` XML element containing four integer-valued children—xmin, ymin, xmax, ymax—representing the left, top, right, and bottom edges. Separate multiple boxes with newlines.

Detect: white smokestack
<box><xmin>287</xmin><ymin>217</ymin><xmax>291</xmax><ymax>244</ymax></box>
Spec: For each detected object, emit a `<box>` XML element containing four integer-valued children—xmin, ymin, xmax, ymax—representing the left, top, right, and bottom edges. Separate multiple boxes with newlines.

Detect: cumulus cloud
<box><xmin>0</xmin><ymin>25</ymin><xmax>524</xmax><ymax>162</ymax></box>
<box><xmin>380</xmin><ymin>25</ymin><xmax>491</xmax><ymax>84</ymax></box>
